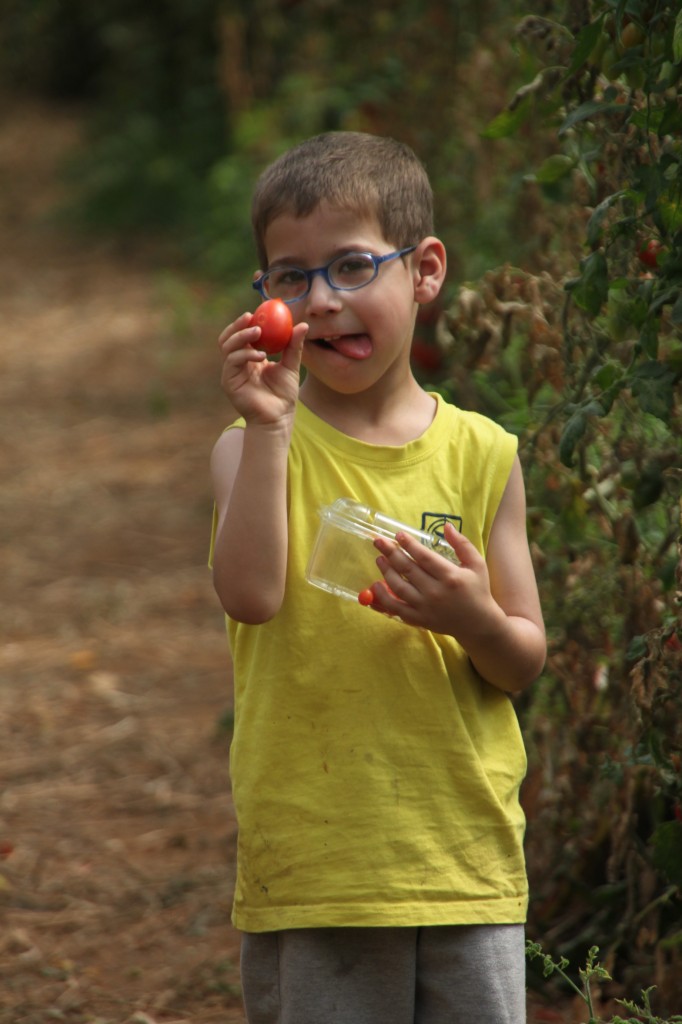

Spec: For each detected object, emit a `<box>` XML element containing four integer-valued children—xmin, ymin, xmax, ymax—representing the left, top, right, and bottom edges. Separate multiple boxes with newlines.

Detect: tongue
<box><xmin>331</xmin><ymin>335</ymin><xmax>372</xmax><ymax>359</ymax></box>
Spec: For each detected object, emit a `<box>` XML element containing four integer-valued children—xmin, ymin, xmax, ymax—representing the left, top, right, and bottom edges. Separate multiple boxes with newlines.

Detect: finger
<box><xmin>387</xmin><ymin>528</ymin><xmax>465</xmax><ymax>578</ymax></box>
<box><xmin>218</xmin><ymin>312</ymin><xmax>251</xmax><ymax>344</ymax></box>
<box><xmin>441</xmin><ymin>523</ymin><xmax>482</xmax><ymax>568</ymax></box>
<box><xmin>398</xmin><ymin>529</ymin><xmax>447</xmax><ymax>564</ymax></box>
<box><xmin>219</xmin><ymin>309</ymin><xmax>274</xmax><ymax>358</ymax></box>
<box><xmin>292</xmin><ymin>321</ymin><xmax>309</xmax><ymax>344</ymax></box>
<box><xmin>369</xmin><ymin>581</ymin><xmax>423</xmax><ymax>628</ymax></box>
<box><xmin>374</xmin><ymin>553</ymin><xmax>422</xmax><ymax>608</ymax></box>
<box><xmin>221</xmin><ymin>328</ymin><xmax>263</xmax><ymax>357</ymax></box>
<box><xmin>278</xmin><ymin>322</ymin><xmax>308</xmax><ymax>369</ymax></box>
<box><xmin>224</xmin><ymin>346</ymin><xmax>267</xmax><ymax>369</ymax></box>
<box><xmin>376</xmin><ymin>533</ymin><xmax>428</xmax><ymax>581</ymax></box>
<box><xmin>364</xmin><ymin>581</ymin><xmax>407</xmax><ymax>617</ymax></box>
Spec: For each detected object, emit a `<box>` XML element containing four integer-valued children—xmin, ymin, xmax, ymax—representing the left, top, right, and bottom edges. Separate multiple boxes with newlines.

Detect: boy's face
<box><xmin>261</xmin><ymin>202</ymin><xmax>420</xmax><ymax>397</ymax></box>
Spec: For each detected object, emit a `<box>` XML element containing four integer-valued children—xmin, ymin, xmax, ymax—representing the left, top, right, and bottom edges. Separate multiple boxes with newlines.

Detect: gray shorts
<box><xmin>240</xmin><ymin>923</ymin><xmax>526</xmax><ymax>1024</ymax></box>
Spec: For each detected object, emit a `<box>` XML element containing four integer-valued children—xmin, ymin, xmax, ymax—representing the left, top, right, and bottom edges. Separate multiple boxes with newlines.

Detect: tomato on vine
<box><xmin>637</xmin><ymin>239</ymin><xmax>663</xmax><ymax>268</ymax></box>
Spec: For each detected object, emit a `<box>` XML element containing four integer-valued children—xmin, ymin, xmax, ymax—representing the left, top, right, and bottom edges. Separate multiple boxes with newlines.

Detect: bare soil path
<box><xmin>0</xmin><ymin>95</ymin><xmax>580</xmax><ymax>1024</ymax></box>
<box><xmin>0</xmin><ymin>96</ymin><xmax>244</xmax><ymax>1023</ymax></box>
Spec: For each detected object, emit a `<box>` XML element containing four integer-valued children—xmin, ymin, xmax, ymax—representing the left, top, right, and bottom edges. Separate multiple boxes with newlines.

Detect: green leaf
<box><xmin>639</xmin><ymin>316</ymin><xmax>659</xmax><ymax>358</ymax></box>
<box><xmin>671</xmin><ymin>293</ymin><xmax>682</xmax><ymax>326</ymax></box>
<box><xmin>608</xmin><ymin>47</ymin><xmax>645</xmax><ymax>77</ymax></box>
<box><xmin>533</xmin><ymin>154</ymin><xmax>575</xmax><ymax>184</ymax></box>
<box><xmin>481</xmin><ymin>98</ymin><xmax>532</xmax><ymax>139</ymax></box>
<box><xmin>559</xmin><ymin>98</ymin><xmax>628</xmax><ymax>136</ymax></box>
<box><xmin>569</xmin><ymin>251</ymin><xmax>609</xmax><ymax>316</ymax></box>
<box><xmin>657</xmin><ymin>195</ymin><xmax>682</xmax><ymax>233</ymax></box>
<box><xmin>567</xmin><ymin>17</ymin><xmax>605</xmax><ymax>74</ymax></box>
<box><xmin>592</xmin><ymin>362</ymin><xmax>622</xmax><ymax>389</ymax></box>
<box><xmin>559</xmin><ymin>409</ymin><xmax>587</xmax><ymax>466</ymax></box>
<box><xmin>558</xmin><ymin>399</ymin><xmax>604</xmax><ymax>467</ymax></box>
<box><xmin>586</xmin><ymin>190</ymin><xmax>626</xmax><ymax>246</ymax></box>
<box><xmin>650</xmin><ymin>286</ymin><xmax>681</xmax><ymax>315</ymax></box>
<box><xmin>660</xmin><ymin>931</ymin><xmax>682</xmax><ymax>952</ymax></box>
<box><xmin>652</xmin><ymin>820</ymin><xmax>682</xmax><ymax>888</ymax></box>
<box><xmin>674</xmin><ymin>8</ymin><xmax>682</xmax><ymax>65</ymax></box>
<box><xmin>630</xmin><ymin>107</ymin><xmax>664</xmax><ymax>132</ymax></box>
<box><xmin>582</xmin><ymin>398</ymin><xmax>607</xmax><ymax>418</ymax></box>
<box><xmin>629</xmin><ymin>361</ymin><xmax>675</xmax><ymax>421</ymax></box>
<box><xmin>659</xmin><ymin>100</ymin><xmax>682</xmax><ymax>136</ymax></box>
<box><xmin>627</xmin><ymin>634</ymin><xmax>648</xmax><ymax>660</ymax></box>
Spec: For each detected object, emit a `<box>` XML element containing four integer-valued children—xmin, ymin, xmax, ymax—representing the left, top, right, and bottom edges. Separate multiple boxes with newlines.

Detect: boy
<box><xmin>210</xmin><ymin>132</ymin><xmax>546</xmax><ymax>1024</ymax></box>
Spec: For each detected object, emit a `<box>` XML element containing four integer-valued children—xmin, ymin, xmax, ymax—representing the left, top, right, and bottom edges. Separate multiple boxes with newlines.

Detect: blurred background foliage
<box><xmin>0</xmin><ymin>0</ymin><xmax>554</xmax><ymax>289</ymax></box>
<box><xmin>1</xmin><ymin>0</ymin><xmax>680</xmax><ymax>1013</ymax></box>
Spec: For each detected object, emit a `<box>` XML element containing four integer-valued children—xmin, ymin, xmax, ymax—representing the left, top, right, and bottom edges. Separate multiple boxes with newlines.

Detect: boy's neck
<box><xmin>299</xmin><ymin>375</ymin><xmax>437</xmax><ymax>446</ymax></box>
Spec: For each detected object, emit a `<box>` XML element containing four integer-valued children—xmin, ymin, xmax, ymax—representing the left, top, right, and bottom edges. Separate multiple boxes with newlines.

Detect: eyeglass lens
<box><xmin>264</xmin><ymin>253</ymin><xmax>378</xmax><ymax>301</ymax></box>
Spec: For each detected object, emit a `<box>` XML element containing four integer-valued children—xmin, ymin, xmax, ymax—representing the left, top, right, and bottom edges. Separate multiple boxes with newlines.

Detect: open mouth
<box><xmin>309</xmin><ymin>334</ymin><xmax>372</xmax><ymax>360</ymax></box>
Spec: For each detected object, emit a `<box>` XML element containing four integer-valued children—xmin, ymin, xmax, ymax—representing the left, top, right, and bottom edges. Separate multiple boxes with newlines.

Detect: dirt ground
<box><xmin>0</xmin><ymin>96</ymin><xmax>243</xmax><ymax>1023</ymax></box>
<box><xmin>0</xmin><ymin>97</ymin><xmax>579</xmax><ymax>1024</ymax></box>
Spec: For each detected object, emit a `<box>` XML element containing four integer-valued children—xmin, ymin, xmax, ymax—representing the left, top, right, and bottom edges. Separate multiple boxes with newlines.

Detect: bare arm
<box><xmin>460</xmin><ymin>456</ymin><xmax>546</xmax><ymax>690</ymax></box>
<box><xmin>210</xmin><ymin>312</ymin><xmax>307</xmax><ymax>624</ymax></box>
<box><xmin>371</xmin><ymin>456</ymin><xmax>546</xmax><ymax>692</ymax></box>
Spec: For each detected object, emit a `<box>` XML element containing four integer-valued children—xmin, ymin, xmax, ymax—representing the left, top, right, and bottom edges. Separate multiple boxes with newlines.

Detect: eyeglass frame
<box><xmin>251</xmin><ymin>245</ymin><xmax>418</xmax><ymax>304</ymax></box>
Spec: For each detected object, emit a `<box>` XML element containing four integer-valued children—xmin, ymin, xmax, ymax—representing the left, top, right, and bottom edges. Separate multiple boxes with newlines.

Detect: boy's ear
<box><xmin>412</xmin><ymin>237</ymin><xmax>447</xmax><ymax>305</ymax></box>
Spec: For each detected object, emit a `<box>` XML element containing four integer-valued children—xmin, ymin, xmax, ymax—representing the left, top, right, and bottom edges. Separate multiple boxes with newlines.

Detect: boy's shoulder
<box><xmin>423</xmin><ymin>395</ymin><xmax>516</xmax><ymax>447</ymax></box>
<box><xmin>447</xmin><ymin>402</ymin><xmax>512</xmax><ymax>436</ymax></box>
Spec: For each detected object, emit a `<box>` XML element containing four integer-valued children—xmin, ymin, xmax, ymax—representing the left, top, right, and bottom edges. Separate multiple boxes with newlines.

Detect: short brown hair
<box><xmin>251</xmin><ymin>132</ymin><xmax>434</xmax><ymax>269</ymax></box>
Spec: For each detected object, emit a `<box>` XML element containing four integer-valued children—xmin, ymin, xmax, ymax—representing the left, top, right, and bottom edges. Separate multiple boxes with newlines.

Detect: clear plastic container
<box><xmin>305</xmin><ymin>497</ymin><xmax>458</xmax><ymax>602</ymax></box>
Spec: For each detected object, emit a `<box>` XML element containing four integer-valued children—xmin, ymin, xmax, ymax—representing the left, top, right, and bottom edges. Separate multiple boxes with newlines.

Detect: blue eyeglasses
<box><xmin>252</xmin><ymin>245</ymin><xmax>417</xmax><ymax>304</ymax></box>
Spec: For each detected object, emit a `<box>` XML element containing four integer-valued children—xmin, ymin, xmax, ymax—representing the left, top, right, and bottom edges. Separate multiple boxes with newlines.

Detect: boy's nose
<box><xmin>302</xmin><ymin>274</ymin><xmax>343</xmax><ymax>316</ymax></box>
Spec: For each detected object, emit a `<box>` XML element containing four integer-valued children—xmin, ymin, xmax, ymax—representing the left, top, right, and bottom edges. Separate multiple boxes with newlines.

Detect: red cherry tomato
<box><xmin>637</xmin><ymin>239</ymin><xmax>663</xmax><ymax>268</ymax></box>
<box><xmin>358</xmin><ymin>588</ymin><xmax>375</xmax><ymax>606</ymax></box>
<box><xmin>249</xmin><ymin>298</ymin><xmax>293</xmax><ymax>354</ymax></box>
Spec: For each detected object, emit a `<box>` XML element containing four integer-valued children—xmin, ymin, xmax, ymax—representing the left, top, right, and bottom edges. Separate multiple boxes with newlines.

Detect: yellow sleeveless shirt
<box><xmin>211</xmin><ymin>395</ymin><xmax>527</xmax><ymax>931</ymax></box>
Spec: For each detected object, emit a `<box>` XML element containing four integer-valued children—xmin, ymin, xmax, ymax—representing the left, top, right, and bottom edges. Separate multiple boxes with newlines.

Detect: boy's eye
<box><xmin>336</xmin><ymin>255</ymin><xmax>373</xmax><ymax>274</ymax></box>
<box><xmin>267</xmin><ymin>267</ymin><xmax>307</xmax><ymax>296</ymax></box>
<box><xmin>331</xmin><ymin>253</ymin><xmax>375</xmax><ymax>285</ymax></box>
<box><xmin>270</xmin><ymin>267</ymin><xmax>306</xmax><ymax>286</ymax></box>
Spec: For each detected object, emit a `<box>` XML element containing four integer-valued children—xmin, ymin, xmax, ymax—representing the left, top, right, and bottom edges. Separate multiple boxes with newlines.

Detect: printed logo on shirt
<box><xmin>421</xmin><ymin>511</ymin><xmax>463</xmax><ymax>539</ymax></box>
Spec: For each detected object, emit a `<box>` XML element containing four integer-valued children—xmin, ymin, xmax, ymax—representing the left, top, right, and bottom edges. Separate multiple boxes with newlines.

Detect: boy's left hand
<box><xmin>370</xmin><ymin>522</ymin><xmax>497</xmax><ymax>640</ymax></box>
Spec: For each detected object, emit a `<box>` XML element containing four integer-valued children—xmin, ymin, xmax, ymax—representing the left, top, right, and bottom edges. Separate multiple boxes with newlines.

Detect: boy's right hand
<box><xmin>218</xmin><ymin>312</ymin><xmax>308</xmax><ymax>428</ymax></box>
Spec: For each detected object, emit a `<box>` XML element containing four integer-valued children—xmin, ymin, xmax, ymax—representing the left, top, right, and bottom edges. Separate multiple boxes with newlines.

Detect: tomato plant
<box><xmin>249</xmin><ymin>298</ymin><xmax>293</xmax><ymax>354</ymax></box>
<box><xmin>466</xmin><ymin>2</ymin><xmax>682</xmax><ymax>1002</ymax></box>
